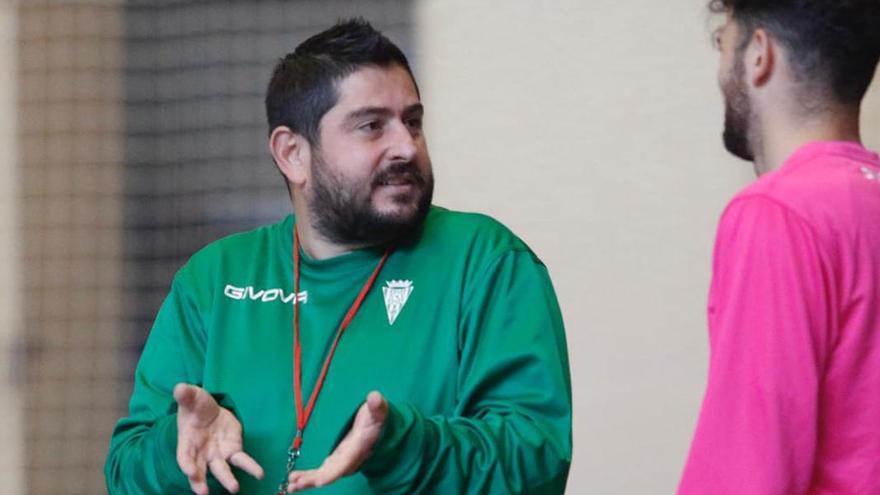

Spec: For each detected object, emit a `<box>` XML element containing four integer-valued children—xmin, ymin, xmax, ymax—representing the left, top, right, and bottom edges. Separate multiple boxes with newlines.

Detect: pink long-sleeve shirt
<box><xmin>679</xmin><ymin>141</ymin><xmax>880</xmax><ymax>495</ymax></box>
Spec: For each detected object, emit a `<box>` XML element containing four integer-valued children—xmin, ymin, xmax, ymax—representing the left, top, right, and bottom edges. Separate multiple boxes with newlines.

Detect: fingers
<box><xmin>179</xmin><ymin>449</ymin><xmax>263</xmax><ymax>495</ymax></box>
<box><xmin>228</xmin><ymin>451</ymin><xmax>265</xmax><ymax>480</ymax></box>
<box><xmin>287</xmin><ymin>466</ymin><xmax>340</xmax><ymax>492</ymax></box>
<box><xmin>188</xmin><ymin>478</ymin><xmax>209</xmax><ymax>495</ymax></box>
<box><xmin>186</xmin><ymin>454</ymin><xmax>261</xmax><ymax>494</ymax></box>
<box><xmin>287</xmin><ymin>432</ymin><xmax>359</xmax><ymax>491</ymax></box>
<box><xmin>176</xmin><ymin>391</ymin><xmax>209</xmax><ymax>495</ymax></box>
<box><xmin>184</xmin><ymin>458</ymin><xmax>209</xmax><ymax>495</ymax></box>
<box><xmin>209</xmin><ymin>458</ymin><xmax>239</xmax><ymax>494</ymax></box>
<box><xmin>287</xmin><ymin>469</ymin><xmax>318</xmax><ymax>492</ymax></box>
<box><xmin>286</xmin><ymin>393</ymin><xmax>387</xmax><ymax>492</ymax></box>
<box><xmin>176</xmin><ymin>442</ymin><xmax>199</xmax><ymax>478</ymax></box>
<box><xmin>177</xmin><ymin>444</ymin><xmax>208</xmax><ymax>495</ymax></box>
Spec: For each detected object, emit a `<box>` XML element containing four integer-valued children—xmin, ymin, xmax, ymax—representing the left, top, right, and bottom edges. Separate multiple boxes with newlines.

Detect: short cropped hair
<box><xmin>265</xmin><ymin>18</ymin><xmax>416</xmax><ymax>145</ymax></box>
<box><xmin>711</xmin><ymin>0</ymin><xmax>880</xmax><ymax>104</ymax></box>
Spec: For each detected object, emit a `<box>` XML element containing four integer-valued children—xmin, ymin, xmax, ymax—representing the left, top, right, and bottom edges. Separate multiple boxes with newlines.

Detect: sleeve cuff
<box><xmin>154</xmin><ymin>413</ymin><xmax>187</xmax><ymax>488</ymax></box>
<box><xmin>360</xmin><ymin>400</ymin><xmax>430</xmax><ymax>489</ymax></box>
<box><xmin>155</xmin><ymin>410</ymin><xmax>227</xmax><ymax>493</ymax></box>
<box><xmin>212</xmin><ymin>393</ymin><xmax>240</xmax><ymax>420</ymax></box>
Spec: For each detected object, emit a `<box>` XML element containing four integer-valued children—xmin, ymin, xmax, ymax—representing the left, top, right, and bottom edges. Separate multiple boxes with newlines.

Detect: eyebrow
<box><xmin>403</xmin><ymin>103</ymin><xmax>424</xmax><ymax>117</ymax></box>
<box><xmin>344</xmin><ymin>103</ymin><xmax>424</xmax><ymax>122</ymax></box>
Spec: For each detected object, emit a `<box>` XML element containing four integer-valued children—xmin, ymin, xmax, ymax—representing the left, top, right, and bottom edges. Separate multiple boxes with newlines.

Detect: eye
<box><xmin>405</xmin><ymin>116</ymin><xmax>423</xmax><ymax>131</ymax></box>
<box><xmin>358</xmin><ymin>120</ymin><xmax>384</xmax><ymax>133</ymax></box>
<box><xmin>712</xmin><ymin>28</ymin><xmax>723</xmax><ymax>50</ymax></box>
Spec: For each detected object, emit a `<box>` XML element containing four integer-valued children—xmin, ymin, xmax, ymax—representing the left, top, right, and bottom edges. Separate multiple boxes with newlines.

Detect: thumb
<box><xmin>174</xmin><ymin>384</ymin><xmax>219</xmax><ymax>424</ymax></box>
<box><xmin>364</xmin><ymin>391</ymin><xmax>388</xmax><ymax>424</ymax></box>
<box><xmin>173</xmin><ymin>383</ymin><xmax>198</xmax><ymax>411</ymax></box>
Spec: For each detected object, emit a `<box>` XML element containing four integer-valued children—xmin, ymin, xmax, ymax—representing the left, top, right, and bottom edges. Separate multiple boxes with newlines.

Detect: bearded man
<box><xmin>679</xmin><ymin>1</ymin><xmax>880</xmax><ymax>493</ymax></box>
<box><xmin>105</xmin><ymin>19</ymin><xmax>572</xmax><ymax>495</ymax></box>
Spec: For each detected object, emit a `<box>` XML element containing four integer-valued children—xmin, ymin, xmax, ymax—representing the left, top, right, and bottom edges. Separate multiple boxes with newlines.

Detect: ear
<box><xmin>269</xmin><ymin>126</ymin><xmax>311</xmax><ymax>188</ymax></box>
<box><xmin>745</xmin><ymin>28</ymin><xmax>774</xmax><ymax>88</ymax></box>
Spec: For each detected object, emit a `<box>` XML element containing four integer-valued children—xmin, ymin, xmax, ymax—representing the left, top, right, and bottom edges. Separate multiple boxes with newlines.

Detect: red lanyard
<box><xmin>278</xmin><ymin>228</ymin><xmax>391</xmax><ymax>494</ymax></box>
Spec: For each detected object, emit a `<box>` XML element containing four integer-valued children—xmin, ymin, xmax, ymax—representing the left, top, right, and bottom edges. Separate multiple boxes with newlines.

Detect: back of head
<box><xmin>265</xmin><ymin>18</ymin><xmax>415</xmax><ymax>145</ymax></box>
<box><xmin>711</xmin><ymin>0</ymin><xmax>880</xmax><ymax>105</ymax></box>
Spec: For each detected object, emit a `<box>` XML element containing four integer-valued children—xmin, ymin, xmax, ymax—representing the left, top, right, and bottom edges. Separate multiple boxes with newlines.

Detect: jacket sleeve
<box><xmin>104</xmin><ymin>269</ymin><xmax>217</xmax><ymax>494</ymax></box>
<box><xmin>678</xmin><ymin>196</ymin><xmax>832</xmax><ymax>495</ymax></box>
<box><xmin>360</xmin><ymin>249</ymin><xmax>573</xmax><ymax>494</ymax></box>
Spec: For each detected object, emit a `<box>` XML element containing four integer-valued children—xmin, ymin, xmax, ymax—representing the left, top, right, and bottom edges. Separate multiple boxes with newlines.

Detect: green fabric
<box><xmin>105</xmin><ymin>206</ymin><xmax>572</xmax><ymax>494</ymax></box>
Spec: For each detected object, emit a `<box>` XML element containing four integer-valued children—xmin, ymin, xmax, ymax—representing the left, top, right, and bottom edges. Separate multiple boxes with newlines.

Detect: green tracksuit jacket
<box><xmin>105</xmin><ymin>206</ymin><xmax>572</xmax><ymax>494</ymax></box>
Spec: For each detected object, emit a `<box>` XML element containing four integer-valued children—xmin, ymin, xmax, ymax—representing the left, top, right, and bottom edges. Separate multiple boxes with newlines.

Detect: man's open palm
<box><xmin>174</xmin><ymin>383</ymin><xmax>264</xmax><ymax>494</ymax></box>
<box><xmin>287</xmin><ymin>391</ymin><xmax>389</xmax><ymax>492</ymax></box>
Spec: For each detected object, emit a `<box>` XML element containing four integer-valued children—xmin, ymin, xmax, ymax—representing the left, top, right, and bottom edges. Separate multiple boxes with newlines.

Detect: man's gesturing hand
<box><xmin>287</xmin><ymin>391</ymin><xmax>389</xmax><ymax>492</ymax></box>
<box><xmin>174</xmin><ymin>383</ymin><xmax>264</xmax><ymax>495</ymax></box>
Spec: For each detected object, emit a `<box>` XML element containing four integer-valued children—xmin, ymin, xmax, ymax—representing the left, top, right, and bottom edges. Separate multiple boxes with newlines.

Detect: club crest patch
<box><xmin>382</xmin><ymin>280</ymin><xmax>414</xmax><ymax>325</ymax></box>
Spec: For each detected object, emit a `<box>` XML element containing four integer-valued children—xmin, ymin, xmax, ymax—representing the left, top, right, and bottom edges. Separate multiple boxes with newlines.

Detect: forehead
<box><xmin>329</xmin><ymin>64</ymin><xmax>420</xmax><ymax>114</ymax></box>
<box><xmin>724</xmin><ymin>15</ymin><xmax>745</xmax><ymax>40</ymax></box>
<box><xmin>717</xmin><ymin>14</ymin><xmax>735</xmax><ymax>35</ymax></box>
<box><xmin>714</xmin><ymin>15</ymin><xmax>741</xmax><ymax>53</ymax></box>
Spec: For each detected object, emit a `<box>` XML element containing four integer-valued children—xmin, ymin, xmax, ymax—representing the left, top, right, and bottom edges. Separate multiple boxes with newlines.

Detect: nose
<box><xmin>386</xmin><ymin>120</ymin><xmax>418</xmax><ymax>163</ymax></box>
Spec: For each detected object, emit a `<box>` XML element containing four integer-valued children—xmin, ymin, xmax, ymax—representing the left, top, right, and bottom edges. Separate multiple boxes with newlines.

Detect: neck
<box><xmin>753</xmin><ymin>104</ymin><xmax>862</xmax><ymax>175</ymax></box>
<box><xmin>296</xmin><ymin>222</ymin><xmax>368</xmax><ymax>260</ymax></box>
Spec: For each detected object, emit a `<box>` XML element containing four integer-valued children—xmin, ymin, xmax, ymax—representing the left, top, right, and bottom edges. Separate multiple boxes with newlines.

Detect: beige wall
<box><xmin>17</xmin><ymin>3</ymin><xmax>125</xmax><ymax>493</ymax></box>
<box><xmin>0</xmin><ymin>1</ymin><xmax>21</xmax><ymax>493</ymax></box>
<box><xmin>416</xmin><ymin>1</ymin><xmax>880</xmax><ymax>493</ymax></box>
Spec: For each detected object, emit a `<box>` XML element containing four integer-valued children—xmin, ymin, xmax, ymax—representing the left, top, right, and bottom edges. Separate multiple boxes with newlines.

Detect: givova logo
<box><xmin>224</xmin><ymin>285</ymin><xmax>308</xmax><ymax>305</ymax></box>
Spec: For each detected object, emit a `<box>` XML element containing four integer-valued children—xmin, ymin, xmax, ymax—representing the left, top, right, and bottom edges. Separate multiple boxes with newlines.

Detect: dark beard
<box><xmin>307</xmin><ymin>157</ymin><xmax>434</xmax><ymax>246</ymax></box>
<box><xmin>722</xmin><ymin>55</ymin><xmax>755</xmax><ymax>162</ymax></box>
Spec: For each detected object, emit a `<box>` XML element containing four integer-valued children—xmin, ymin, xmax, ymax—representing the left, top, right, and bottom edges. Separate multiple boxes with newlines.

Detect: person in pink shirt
<box><xmin>678</xmin><ymin>1</ymin><xmax>880</xmax><ymax>494</ymax></box>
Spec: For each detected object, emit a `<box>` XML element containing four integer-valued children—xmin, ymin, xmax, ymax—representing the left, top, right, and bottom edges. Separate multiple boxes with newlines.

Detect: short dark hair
<box><xmin>711</xmin><ymin>0</ymin><xmax>880</xmax><ymax>104</ymax></box>
<box><xmin>265</xmin><ymin>18</ymin><xmax>416</xmax><ymax>145</ymax></box>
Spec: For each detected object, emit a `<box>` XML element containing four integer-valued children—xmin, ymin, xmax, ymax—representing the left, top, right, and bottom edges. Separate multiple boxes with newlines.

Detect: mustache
<box><xmin>372</xmin><ymin>162</ymin><xmax>427</xmax><ymax>187</ymax></box>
